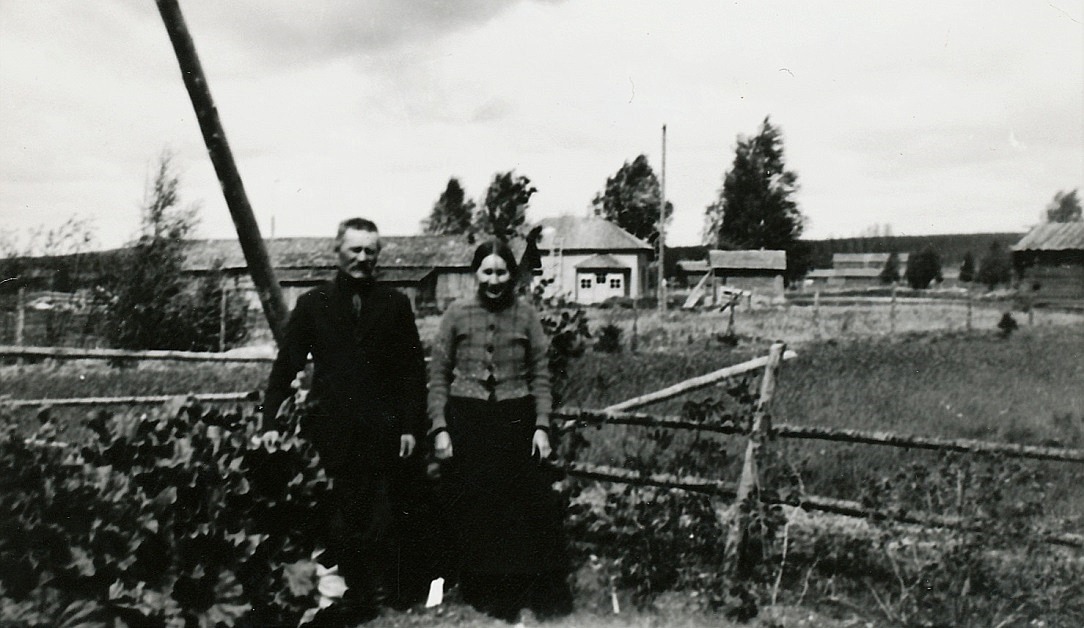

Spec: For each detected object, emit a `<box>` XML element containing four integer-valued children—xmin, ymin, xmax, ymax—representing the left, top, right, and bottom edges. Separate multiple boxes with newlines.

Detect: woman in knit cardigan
<box><xmin>428</xmin><ymin>239</ymin><xmax>572</xmax><ymax>623</ymax></box>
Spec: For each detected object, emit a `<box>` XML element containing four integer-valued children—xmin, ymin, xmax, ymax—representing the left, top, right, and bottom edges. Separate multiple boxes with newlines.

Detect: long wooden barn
<box><xmin>1012</xmin><ymin>222</ymin><xmax>1084</xmax><ymax>305</ymax></box>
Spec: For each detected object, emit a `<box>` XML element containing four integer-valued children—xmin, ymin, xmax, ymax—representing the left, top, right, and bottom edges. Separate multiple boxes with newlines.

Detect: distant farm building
<box><xmin>1012</xmin><ymin>222</ymin><xmax>1084</xmax><ymax>304</ymax></box>
<box><xmin>805</xmin><ymin>252</ymin><xmax>908</xmax><ymax>289</ymax></box>
<box><xmin>534</xmin><ymin>216</ymin><xmax>653</xmax><ymax>304</ymax></box>
<box><xmin>706</xmin><ymin>249</ymin><xmax>787</xmax><ymax>303</ymax></box>
<box><xmin>182</xmin><ymin>235</ymin><xmax>526</xmax><ymax>312</ymax></box>
<box><xmin>676</xmin><ymin>259</ymin><xmax>710</xmax><ymax>287</ymax></box>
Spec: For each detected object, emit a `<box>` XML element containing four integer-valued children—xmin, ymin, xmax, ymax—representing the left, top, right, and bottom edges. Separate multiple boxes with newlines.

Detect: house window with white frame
<box><xmin>609</xmin><ymin>277</ymin><xmax>622</xmax><ymax>289</ymax></box>
<box><xmin>580</xmin><ymin>277</ymin><xmax>592</xmax><ymax>289</ymax></box>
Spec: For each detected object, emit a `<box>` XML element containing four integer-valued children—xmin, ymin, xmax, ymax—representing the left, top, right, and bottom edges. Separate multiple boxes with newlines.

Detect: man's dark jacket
<box><xmin>264</xmin><ymin>275</ymin><xmax>427</xmax><ymax>471</ymax></box>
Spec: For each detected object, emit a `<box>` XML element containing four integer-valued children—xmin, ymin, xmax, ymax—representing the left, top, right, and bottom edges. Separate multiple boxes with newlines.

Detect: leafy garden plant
<box><xmin>0</xmin><ymin>396</ymin><xmax>332</xmax><ymax>627</ymax></box>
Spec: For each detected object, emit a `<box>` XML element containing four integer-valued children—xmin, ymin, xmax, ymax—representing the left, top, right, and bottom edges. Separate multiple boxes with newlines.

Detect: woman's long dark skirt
<box><xmin>441</xmin><ymin>396</ymin><xmax>571</xmax><ymax>621</ymax></box>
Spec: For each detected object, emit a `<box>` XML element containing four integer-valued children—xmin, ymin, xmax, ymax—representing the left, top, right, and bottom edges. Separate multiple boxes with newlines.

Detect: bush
<box><xmin>559</xmin><ymin>383</ymin><xmax>798</xmax><ymax>619</ymax></box>
<box><xmin>839</xmin><ymin>453</ymin><xmax>1084</xmax><ymax>626</ymax></box>
<box><xmin>0</xmin><ymin>396</ymin><xmax>332</xmax><ymax>627</ymax></box>
<box><xmin>594</xmin><ymin>324</ymin><xmax>623</xmax><ymax>353</ymax></box>
<box><xmin>977</xmin><ymin>241</ymin><xmax>1013</xmax><ymax>291</ymax></box>
<box><xmin>998</xmin><ymin>312</ymin><xmax>1019</xmax><ymax>338</ymax></box>
<box><xmin>905</xmin><ymin>245</ymin><xmax>943</xmax><ymax>289</ymax></box>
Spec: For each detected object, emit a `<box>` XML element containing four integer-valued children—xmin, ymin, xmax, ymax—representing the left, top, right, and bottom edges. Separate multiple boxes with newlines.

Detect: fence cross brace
<box><xmin>724</xmin><ymin>341</ymin><xmax>786</xmax><ymax>578</ymax></box>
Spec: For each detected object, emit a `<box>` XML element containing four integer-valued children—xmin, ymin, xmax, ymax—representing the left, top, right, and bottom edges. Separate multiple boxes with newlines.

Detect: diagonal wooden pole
<box><xmin>154</xmin><ymin>0</ymin><xmax>288</xmax><ymax>345</ymax></box>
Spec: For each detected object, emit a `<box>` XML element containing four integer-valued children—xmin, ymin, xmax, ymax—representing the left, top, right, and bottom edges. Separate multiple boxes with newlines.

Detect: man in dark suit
<box><xmin>263</xmin><ymin>217</ymin><xmax>430</xmax><ymax>622</ymax></box>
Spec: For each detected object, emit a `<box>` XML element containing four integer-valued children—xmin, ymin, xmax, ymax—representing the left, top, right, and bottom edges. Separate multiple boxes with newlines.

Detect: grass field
<box><xmin>6</xmin><ymin>311</ymin><xmax>1081</xmax><ymax>520</ymax></box>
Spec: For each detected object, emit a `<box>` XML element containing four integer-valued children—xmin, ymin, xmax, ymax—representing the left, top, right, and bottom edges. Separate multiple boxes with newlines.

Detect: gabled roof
<box><xmin>707</xmin><ymin>249</ymin><xmax>787</xmax><ymax>271</ymax></box>
<box><xmin>182</xmin><ymin>235</ymin><xmax>513</xmax><ymax>271</ymax></box>
<box><xmin>575</xmin><ymin>254</ymin><xmax>629</xmax><ymax>269</ymax></box>
<box><xmin>535</xmin><ymin>216</ymin><xmax>652</xmax><ymax>251</ymax></box>
<box><xmin>183</xmin><ymin>238</ymin><xmax>332</xmax><ymax>271</ymax></box>
<box><xmin>1012</xmin><ymin>222</ymin><xmax>1084</xmax><ymax>251</ymax></box>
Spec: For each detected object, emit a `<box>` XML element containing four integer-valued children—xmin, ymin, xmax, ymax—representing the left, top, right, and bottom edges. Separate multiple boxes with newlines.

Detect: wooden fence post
<box><xmin>727</xmin><ymin>294</ymin><xmax>737</xmax><ymax>336</ymax></box>
<box><xmin>725</xmin><ymin>341</ymin><xmax>785</xmax><ymax>579</ymax></box>
<box><xmin>889</xmin><ymin>284</ymin><xmax>897</xmax><ymax>335</ymax></box>
<box><xmin>812</xmin><ymin>291</ymin><xmax>820</xmax><ymax>340</ymax></box>
<box><xmin>966</xmin><ymin>292</ymin><xmax>973</xmax><ymax>332</ymax></box>
<box><xmin>15</xmin><ymin>286</ymin><xmax>26</xmax><ymax>347</ymax></box>
<box><xmin>218</xmin><ymin>279</ymin><xmax>228</xmax><ymax>352</ymax></box>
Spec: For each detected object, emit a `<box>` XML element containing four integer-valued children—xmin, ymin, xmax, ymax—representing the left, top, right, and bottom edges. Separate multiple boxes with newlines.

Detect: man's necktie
<box><xmin>352</xmin><ymin>293</ymin><xmax>362</xmax><ymax>321</ymax></box>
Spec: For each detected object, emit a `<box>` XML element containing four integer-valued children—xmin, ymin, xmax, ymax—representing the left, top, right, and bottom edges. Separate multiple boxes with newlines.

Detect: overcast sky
<box><xmin>1</xmin><ymin>0</ymin><xmax>1081</xmax><ymax>252</ymax></box>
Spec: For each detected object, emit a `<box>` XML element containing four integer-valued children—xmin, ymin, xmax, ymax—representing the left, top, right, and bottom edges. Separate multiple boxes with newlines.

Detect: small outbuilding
<box><xmin>707</xmin><ymin>249</ymin><xmax>787</xmax><ymax>303</ymax></box>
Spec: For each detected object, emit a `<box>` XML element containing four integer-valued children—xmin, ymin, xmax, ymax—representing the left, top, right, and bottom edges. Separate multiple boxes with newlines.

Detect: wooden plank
<box><xmin>561</xmin><ymin>461</ymin><xmax>1082</xmax><ymax>548</ymax></box>
<box><xmin>0</xmin><ymin>345</ymin><xmax>273</xmax><ymax>363</ymax></box>
<box><xmin>4</xmin><ymin>391</ymin><xmax>259</xmax><ymax>408</ymax></box>
<box><xmin>555</xmin><ymin>409</ymin><xmax>1084</xmax><ymax>463</ymax></box>
<box><xmin>602</xmin><ymin>349</ymin><xmax>798</xmax><ymax>412</ymax></box>
<box><xmin>682</xmin><ymin>271</ymin><xmax>711</xmax><ymax>309</ymax></box>
<box><xmin>565</xmin><ymin>462</ymin><xmax>737</xmax><ymax>498</ymax></box>
<box><xmin>771</xmin><ymin>422</ymin><xmax>1084</xmax><ymax>463</ymax></box>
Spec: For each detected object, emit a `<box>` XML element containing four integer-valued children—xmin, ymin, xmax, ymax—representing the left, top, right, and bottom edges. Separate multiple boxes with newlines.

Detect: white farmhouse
<box><xmin>534</xmin><ymin>216</ymin><xmax>653</xmax><ymax>304</ymax></box>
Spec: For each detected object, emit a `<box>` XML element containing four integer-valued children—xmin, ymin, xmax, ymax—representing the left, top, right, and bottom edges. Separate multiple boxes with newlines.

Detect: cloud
<box><xmin>182</xmin><ymin>0</ymin><xmax>568</xmax><ymax>70</ymax></box>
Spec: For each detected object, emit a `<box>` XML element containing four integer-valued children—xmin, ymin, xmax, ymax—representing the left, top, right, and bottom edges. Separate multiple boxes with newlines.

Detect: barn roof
<box><xmin>1012</xmin><ymin>222</ymin><xmax>1084</xmax><ymax>251</ymax></box>
<box><xmin>575</xmin><ymin>254</ymin><xmax>629</xmax><ymax>269</ymax></box>
<box><xmin>182</xmin><ymin>235</ymin><xmax>514</xmax><ymax>271</ymax></box>
<box><xmin>535</xmin><ymin>216</ymin><xmax>652</xmax><ymax>251</ymax></box>
<box><xmin>707</xmin><ymin>249</ymin><xmax>787</xmax><ymax>271</ymax></box>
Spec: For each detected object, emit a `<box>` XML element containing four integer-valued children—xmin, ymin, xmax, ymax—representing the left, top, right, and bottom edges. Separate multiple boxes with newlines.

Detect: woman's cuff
<box><xmin>534</xmin><ymin>424</ymin><xmax>551</xmax><ymax>435</ymax></box>
<box><xmin>429</xmin><ymin>426</ymin><xmax>448</xmax><ymax>438</ymax></box>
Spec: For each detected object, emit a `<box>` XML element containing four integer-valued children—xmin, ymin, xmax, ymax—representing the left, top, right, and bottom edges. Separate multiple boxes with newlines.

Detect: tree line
<box><xmin>421</xmin><ymin>116</ymin><xmax>810</xmax><ymax>281</ymax></box>
<box><xmin>422</xmin><ymin>116</ymin><xmax>1079</xmax><ymax>290</ymax></box>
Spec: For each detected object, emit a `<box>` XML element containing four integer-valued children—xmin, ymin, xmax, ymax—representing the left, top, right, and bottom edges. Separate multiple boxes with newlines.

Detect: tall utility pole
<box><xmin>155</xmin><ymin>0</ymin><xmax>289</xmax><ymax>345</ymax></box>
<box><xmin>657</xmin><ymin>124</ymin><xmax>667</xmax><ymax>313</ymax></box>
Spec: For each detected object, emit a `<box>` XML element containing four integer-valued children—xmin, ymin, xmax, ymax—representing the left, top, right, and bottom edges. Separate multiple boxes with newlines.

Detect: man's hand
<box><xmin>399</xmin><ymin>434</ymin><xmax>416</xmax><ymax>458</ymax></box>
<box><xmin>433</xmin><ymin>431</ymin><xmax>453</xmax><ymax>460</ymax></box>
<box><xmin>531</xmin><ymin>429</ymin><xmax>552</xmax><ymax>459</ymax></box>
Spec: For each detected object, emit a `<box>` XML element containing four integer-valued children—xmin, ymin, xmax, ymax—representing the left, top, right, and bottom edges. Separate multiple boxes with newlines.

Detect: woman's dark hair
<box><xmin>470</xmin><ymin>239</ymin><xmax>518</xmax><ymax>275</ymax></box>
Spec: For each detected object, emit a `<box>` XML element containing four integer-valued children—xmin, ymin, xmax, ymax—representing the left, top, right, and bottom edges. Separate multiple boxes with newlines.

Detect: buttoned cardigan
<box><xmin>427</xmin><ymin>296</ymin><xmax>551</xmax><ymax>436</ymax></box>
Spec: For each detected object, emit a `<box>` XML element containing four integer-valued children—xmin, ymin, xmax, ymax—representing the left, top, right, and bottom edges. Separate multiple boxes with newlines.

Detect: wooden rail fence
<box><xmin>6</xmin><ymin>343</ymin><xmax>1082</xmax><ymax>558</ymax></box>
<box><xmin>0</xmin><ymin>345</ymin><xmax>274</xmax><ymax>363</ymax></box>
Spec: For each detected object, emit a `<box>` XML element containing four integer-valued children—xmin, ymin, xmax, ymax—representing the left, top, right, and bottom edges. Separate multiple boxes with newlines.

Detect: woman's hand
<box><xmin>434</xmin><ymin>431</ymin><xmax>453</xmax><ymax>459</ymax></box>
<box><xmin>531</xmin><ymin>428</ymin><xmax>552</xmax><ymax>459</ymax></box>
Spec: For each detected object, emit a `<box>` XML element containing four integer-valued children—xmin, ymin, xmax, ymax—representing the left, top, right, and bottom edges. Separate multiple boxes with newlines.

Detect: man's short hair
<box><xmin>335</xmin><ymin>218</ymin><xmax>380</xmax><ymax>248</ymax></box>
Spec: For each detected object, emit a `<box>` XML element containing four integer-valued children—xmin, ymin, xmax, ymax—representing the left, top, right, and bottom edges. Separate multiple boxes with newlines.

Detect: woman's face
<box><xmin>476</xmin><ymin>253</ymin><xmax>511</xmax><ymax>299</ymax></box>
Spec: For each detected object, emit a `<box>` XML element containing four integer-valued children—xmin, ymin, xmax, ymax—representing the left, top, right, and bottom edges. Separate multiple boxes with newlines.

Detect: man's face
<box><xmin>337</xmin><ymin>228</ymin><xmax>380</xmax><ymax>280</ymax></box>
